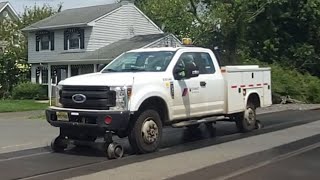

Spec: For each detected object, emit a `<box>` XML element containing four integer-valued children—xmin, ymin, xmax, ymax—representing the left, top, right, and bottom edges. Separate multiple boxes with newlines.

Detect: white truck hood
<box><xmin>59</xmin><ymin>72</ymin><xmax>136</xmax><ymax>86</ymax></box>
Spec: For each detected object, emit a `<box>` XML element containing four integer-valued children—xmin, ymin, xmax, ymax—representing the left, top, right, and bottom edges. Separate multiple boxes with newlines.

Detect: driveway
<box><xmin>0</xmin><ymin>110</ymin><xmax>58</xmax><ymax>153</ymax></box>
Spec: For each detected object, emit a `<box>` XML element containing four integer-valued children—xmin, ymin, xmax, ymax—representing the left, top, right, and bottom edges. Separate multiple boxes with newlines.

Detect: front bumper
<box><xmin>46</xmin><ymin>106</ymin><xmax>130</xmax><ymax>132</ymax></box>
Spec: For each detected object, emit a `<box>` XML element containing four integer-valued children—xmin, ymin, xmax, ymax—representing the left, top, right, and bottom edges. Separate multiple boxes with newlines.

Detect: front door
<box><xmin>171</xmin><ymin>53</ymin><xmax>203</xmax><ymax>119</ymax></box>
<box><xmin>192</xmin><ymin>52</ymin><xmax>225</xmax><ymax>114</ymax></box>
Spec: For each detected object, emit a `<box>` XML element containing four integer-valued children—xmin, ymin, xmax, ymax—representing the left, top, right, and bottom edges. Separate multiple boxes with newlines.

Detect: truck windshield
<box><xmin>102</xmin><ymin>51</ymin><xmax>175</xmax><ymax>73</ymax></box>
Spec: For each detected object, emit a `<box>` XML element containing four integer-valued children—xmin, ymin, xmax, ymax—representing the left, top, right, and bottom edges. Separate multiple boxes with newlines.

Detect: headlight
<box><xmin>109</xmin><ymin>86</ymin><xmax>132</xmax><ymax>111</ymax></box>
<box><xmin>54</xmin><ymin>84</ymin><xmax>63</xmax><ymax>107</ymax></box>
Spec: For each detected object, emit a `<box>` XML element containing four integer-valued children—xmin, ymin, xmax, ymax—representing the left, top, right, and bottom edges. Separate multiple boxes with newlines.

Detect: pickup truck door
<box><xmin>171</xmin><ymin>52</ymin><xmax>205</xmax><ymax>119</ymax></box>
<box><xmin>192</xmin><ymin>52</ymin><xmax>225</xmax><ymax>114</ymax></box>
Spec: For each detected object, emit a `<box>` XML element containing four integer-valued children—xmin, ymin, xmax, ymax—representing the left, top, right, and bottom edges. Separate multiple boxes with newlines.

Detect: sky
<box><xmin>6</xmin><ymin>0</ymin><xmax>116</xmax><ymax>14</ymax></box>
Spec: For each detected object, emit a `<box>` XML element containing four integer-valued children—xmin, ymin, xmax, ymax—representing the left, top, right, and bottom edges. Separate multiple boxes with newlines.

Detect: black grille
<box><xmin>60</xmin><ymin>86</ymin><xmax>116</xmax><ymax>110</ymax></box>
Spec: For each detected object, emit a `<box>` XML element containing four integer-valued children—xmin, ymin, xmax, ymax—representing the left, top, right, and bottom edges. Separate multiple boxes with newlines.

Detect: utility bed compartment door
<box><xmin>222</xmin><ymin>66</ymin><xmax>272</xmax><ymax>114</ymax></box>
<box><xmin>223</xmin><ymin>71</ymin><xmax>245</xmax><ymax>114</ymax></box>
<box><xmin>263</xmin><ymin>70</ymin><xmax>272</xmax><ymax>106</ymax></box>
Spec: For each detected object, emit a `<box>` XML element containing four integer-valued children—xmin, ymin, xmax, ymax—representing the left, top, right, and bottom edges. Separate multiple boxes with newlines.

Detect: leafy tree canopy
<box><xmin>136</xmin><ymin>0</ymin><xmax>320</xmax><ymax>73</ymax></box>
<box><xmin>0</xmin><ymin>4</ymin><xmax>61</xmax><ymax>98</ymax></box>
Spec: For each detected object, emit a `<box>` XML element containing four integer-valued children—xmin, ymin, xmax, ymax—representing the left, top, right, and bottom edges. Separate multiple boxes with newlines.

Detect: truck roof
<box><xmin>129</xmin><ymin>47</ymin><xmax>209</xmax><ymax>52</ymax></box>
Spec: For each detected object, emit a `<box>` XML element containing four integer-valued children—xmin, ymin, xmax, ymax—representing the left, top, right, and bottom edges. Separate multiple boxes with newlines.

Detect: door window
<box><xmin>193</xmin><ymin>52</ymin><xmax>215</xmax><ymax>74</ymax></box>
<box><xmin>173</xmin><ymin>52</ymin><xmax>215</xmax><ymax>77</ymax></box>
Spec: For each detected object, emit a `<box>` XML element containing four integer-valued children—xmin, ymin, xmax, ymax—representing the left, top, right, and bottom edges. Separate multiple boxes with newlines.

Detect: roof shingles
<box><xmin>22</xmin><ymin>3</ymin><xmax>122</xmax><ymax>31</ymax></box>
<box><xmin>85</xmin><ymin>34</ymin><xmax>167</xmax><ymax>60</ymax></box>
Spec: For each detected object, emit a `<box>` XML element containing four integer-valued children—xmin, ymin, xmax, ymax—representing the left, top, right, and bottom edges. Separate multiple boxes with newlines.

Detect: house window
<box><xmin>36</xmin><ymin>31</ymin><xmax>54</xmax><ymax>51</ymax></box>
<box><xmin>64</xmin><ymin>28</ymin><xmax>85</xmax><ymax>50</ymax></box>
<box><xmin>40</xmin><ymin>35</ymin><xmax>50</xmax><ymax>50</ymax></box>
<box><xmin>69</xmin><ymin>32</ymin><xmax>80</xmax><ymax>49</ymax></box>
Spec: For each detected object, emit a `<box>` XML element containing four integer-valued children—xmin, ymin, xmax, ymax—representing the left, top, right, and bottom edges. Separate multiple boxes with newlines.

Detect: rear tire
<box><xmin>235</xmin><ymin>103</ymin><xmax>256</xmax><ymax>132</ymax></box>
<box><xmin>128</xmin><ymin>109</ymin><xmax>162</xmax><ymax>154</ymax></box>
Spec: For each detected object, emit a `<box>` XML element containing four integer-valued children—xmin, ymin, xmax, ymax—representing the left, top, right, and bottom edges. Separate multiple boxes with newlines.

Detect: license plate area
<box><xmin>56</xmin><ymin>111</ymin><xmax>69</xmax><ymax>121</ymax></box>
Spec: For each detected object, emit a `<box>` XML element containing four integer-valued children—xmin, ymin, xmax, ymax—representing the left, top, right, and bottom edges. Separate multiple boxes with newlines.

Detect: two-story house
<box><xmin>0</xmin><ymin>1</ymin><xmax>19</xmax><ymax>53</ymax></box>
<box><xmin>22</xmin><ymin>1</ymin><xmax>182</xmax><ymax>89</ymax></box>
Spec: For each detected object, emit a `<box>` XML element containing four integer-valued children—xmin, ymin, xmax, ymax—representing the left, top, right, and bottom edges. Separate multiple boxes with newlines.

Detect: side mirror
<box><xmin>98</xmin><ymin>64</ymin><xmax>106</xmax><ymax>71</ymax></box>
<box><xmin>173</xmin><ymin>62</ymin><xmax>199</xmax><ymax>80</ymax></box>
<box><xmin>185</xmin><ymin>61</ymin><xmax>200</xmax><ymax>79</ymax></box>
<box><xmin>173</xmin><ymin>64</ymin><xmax>185</xmax><ymax>80</ymax></box>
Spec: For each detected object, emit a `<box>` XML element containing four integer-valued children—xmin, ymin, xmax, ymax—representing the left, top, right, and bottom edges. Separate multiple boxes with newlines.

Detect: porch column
<box><xmin>31</xmin><ymin>65</ymin><xmax>36</xmax><ymax>83</ymax></box>
<box><xmin>48</xmin><ymin>64</ymin><xmax>52</xmax><ymax>105</ymax></box>
<box><xmin>39</xmin><ymin>67</ymin><xmax>42</xmax><ymax>84</ymax></box>
<box><xmin>67</xmin><ymin>64</ymin><xmax>71</xmax><ymax>77</ymax></box>
<box><xmin>93</xmin><ymin>64</ymin><xmax>97</xmax><ymax>72</ymax></box>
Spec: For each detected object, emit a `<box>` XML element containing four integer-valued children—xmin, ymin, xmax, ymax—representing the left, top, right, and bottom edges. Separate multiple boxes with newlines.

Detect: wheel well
<box><xmin>138</xmin><ymin>97</ymin><xmax>169</xmax><ymax>123</ymax></box>
<box><xmin>247</xmin><ymin>93</ymin><xmax>261</xmax><ymax>108</ymax></box>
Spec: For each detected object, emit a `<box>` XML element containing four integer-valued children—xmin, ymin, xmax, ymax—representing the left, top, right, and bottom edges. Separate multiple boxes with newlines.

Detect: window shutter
<box><xmin>36</xmin><ymin>36</ymin><xmax>40</xmax><ymax>51</ymax></box>
<box><xmin>80</xmin><ymin>29</ymin><xmax>85</xmax><ymax>49</ymax></box>
<box><xmin>64</xmin><ymin>30</ymin><xmax>68</xmax><ymax>50</ymax></box>
<box><xmin>50</xmin><ymin>32</ymin><xmax>54</xmax><ymax>51</ymax></box>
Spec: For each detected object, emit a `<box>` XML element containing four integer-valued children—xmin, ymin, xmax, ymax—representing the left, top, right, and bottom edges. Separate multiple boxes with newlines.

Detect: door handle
<box><xmin>200</xmin><ymin>81</ymin><xmax>207</xmax><ymax>87</ymax></box>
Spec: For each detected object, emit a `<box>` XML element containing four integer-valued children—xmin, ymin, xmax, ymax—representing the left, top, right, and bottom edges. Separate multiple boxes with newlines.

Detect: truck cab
<box><xmin>46</xmin><ymin>46</ymin><xmax>272</xmax><ymax>158</ymax></box>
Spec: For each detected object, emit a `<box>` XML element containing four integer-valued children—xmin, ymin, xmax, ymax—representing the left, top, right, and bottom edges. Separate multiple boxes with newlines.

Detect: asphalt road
<box><xmin>169</xmin><ymin>133</ymin><xmax>320</xmax><ymax>180</ymax></box>
<box><xmin>0</xmin><ymin>109</ymin><xmax>320</xmax><ymax>180</ymax></box>
<box><xmin>230</xmin><ymin>146</ymin><xmax>320</xmax><ymax>180</ymax></box>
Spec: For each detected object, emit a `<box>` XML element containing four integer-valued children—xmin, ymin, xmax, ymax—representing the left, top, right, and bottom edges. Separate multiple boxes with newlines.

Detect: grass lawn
<box><xmin>0</xmin><ymin>100</ymin><xmax>49</xmax><ymax>113</ymax></box>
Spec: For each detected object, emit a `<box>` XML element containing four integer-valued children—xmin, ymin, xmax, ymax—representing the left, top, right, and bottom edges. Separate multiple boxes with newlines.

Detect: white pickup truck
<box><xmin>46</xmin><ymin>46</ymin><xmax>272</xmax><ymax>158</ymax></box>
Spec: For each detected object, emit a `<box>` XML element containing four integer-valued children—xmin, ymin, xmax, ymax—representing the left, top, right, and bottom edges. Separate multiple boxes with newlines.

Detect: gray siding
<box><xmin>28</xmin><ymin>27</ymin><xmax>93</xmax><ymax>63</ymax></box>
<box><xmin>28</xmin><ymin>3</ymin><xmax>163</xmax><ymax>64</ymax></box>
<box><xmin>87</xmin><ymin>3</ymin><xmax>162</xmax><ymax>51</ymax></box>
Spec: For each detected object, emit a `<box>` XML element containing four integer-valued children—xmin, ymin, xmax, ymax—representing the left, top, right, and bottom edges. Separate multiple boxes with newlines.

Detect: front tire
<box><xmin>51</xmin><ymin>137</ymin><xmax>67</xmax><ymax>152</ymax></box>
<box><xmin>128</xmin><ymin>109</ymin><xmax>162</xmax><ymax>154</ymax></box>
<box><xmin>235</xmin><ymin>103</ymin><xmax>257</xmax><ymax>132</ymax></box>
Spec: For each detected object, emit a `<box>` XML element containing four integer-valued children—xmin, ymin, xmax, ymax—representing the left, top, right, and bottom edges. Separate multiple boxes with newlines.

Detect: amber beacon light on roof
<box><xmin>182</xmin><ymin>38</ymin><xmax>193</xmax><ymax>46</ymax></box>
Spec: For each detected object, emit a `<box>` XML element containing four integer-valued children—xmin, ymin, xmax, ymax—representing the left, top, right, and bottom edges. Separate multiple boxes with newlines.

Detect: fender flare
<box><xmin>245</xmin><ymin>90</ymin><xmax>262</xmax><ymax>108</ymax></box>
<box><xmin>129</xmin><ymin>91</ymin><xmax>173</xmax><ymax>120</ymax></box>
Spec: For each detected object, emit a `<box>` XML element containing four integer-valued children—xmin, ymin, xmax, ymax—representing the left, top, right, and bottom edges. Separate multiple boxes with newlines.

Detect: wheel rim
<box><xmin>244</xmin><ymin>108</ymin><xmax>255</xmax><ymax>125</ymax></box>
<box><xmin>107</xmin><ymin>143</ymin><xmax>124</xmax><ymax>159</ymax></box>
<box><xmin>141</xmin><ymin>117</ymin><xmax>159</xmax><ymax>144</ymax></box>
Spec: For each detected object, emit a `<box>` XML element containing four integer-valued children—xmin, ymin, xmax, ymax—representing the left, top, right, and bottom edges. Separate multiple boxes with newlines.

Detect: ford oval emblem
<box><xmin>72</xmin><ymin>94</ymin><xmax>86</xmax><ymax>104</ymax></box>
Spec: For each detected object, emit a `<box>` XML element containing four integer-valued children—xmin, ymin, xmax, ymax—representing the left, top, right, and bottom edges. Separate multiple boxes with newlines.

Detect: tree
<box><xmin>137</xmin><ymin>0</ymin><xmax>320</xmax><ymax>72</ymax></box>
<box><xmin>0</xmin><ymin>4</ymin><xmax>62</xmax><ymax>98</ymax></box>
<box><xmin>243</xmin><ymin>0</ymin><xmax>320</xmax><ymax>75</ymax></box>
<box><xmin>135</xmin><ymin>0</ymin><xmax>265</xmax><ymax>64</ymax></box>
<box><xmin>136</xmin><ymin>0</ymin><xmax>195</xmax><ymax>38</ymax></box>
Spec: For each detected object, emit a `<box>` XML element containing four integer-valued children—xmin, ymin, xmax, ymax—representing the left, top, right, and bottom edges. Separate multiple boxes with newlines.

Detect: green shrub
<box><xmin>304</xmin><ymin>74</ymin><xmax>320</xmax><ymax>103</ymax></box>
<box><xmin>12</xmin><ymin>82</ymin><xmax>47</xmax><ymax>100</ymax></box>
<box><xmin>242</xmin><ymin>57</ymin><xmax>320</xmax><ymax>103</ymax></box>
